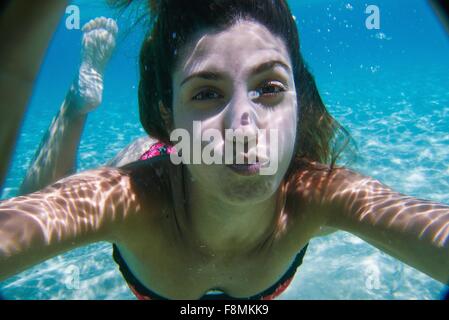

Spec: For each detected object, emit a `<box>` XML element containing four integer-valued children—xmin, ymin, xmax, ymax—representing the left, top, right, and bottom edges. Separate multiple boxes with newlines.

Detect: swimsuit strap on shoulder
<box><xmin>140</xmin><ymin>142</ymin><xmax>175</xmax><ymax>161</ymax></box>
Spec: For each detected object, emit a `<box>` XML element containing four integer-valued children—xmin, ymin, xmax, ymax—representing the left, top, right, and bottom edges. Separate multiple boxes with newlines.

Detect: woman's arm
<box><xmin>0</xmin><ymin>167</ymin><xmax>140</xmax><ymax>281</ymax></box>
<box><xmin>0</xmin><ymin>0</ymin><xmax>68</xmax><ymax>188</ymax></box>
<box><xmin>318</xmin><ymin>165</ymin><xmax>449</xmax><ymax>284</ymax></box>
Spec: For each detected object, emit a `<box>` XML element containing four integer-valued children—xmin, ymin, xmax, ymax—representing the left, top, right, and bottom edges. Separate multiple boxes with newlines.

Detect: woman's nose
<box><xmin>224</xmin><ymin>91</ymin><xmax>257</xmax><ymax>130</ymax></box>
<box><xmin>224</xmin><ymin>93</ymin><xmax>258</xmax><ymax>145</ymax></box>
<box><xmin>240</xmin><ymin>112</ymin><xmax>250</xmax><ymax>126</ymax></box>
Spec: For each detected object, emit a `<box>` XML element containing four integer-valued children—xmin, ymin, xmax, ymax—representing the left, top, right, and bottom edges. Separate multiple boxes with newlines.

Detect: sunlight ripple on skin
<box><xmin>288</xmin><ymin>160</ymin><xmax>449</xmax><ymax>255</ymax></box>
<box><xmin>0</xmin><ymin>168</ymin><xmax>140</xmax><ymax>258</ymax></box>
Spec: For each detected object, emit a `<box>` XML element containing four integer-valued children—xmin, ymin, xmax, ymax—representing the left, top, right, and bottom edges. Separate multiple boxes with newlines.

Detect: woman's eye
<box><xmin>256</xmin><ymin>81</ymin><xmax>287</xmax><ymax>97</ymax></box>
<box><xmin>192</xmin><ymin>90</ymin><xmax>223</xmax><ymax>101</ymax></box>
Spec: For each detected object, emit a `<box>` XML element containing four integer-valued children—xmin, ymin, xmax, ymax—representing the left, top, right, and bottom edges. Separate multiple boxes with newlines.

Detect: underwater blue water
<box><xmin>1</xmin><ymin>0</ymin><xmax>449</xmax><ymax>299</ymax></box>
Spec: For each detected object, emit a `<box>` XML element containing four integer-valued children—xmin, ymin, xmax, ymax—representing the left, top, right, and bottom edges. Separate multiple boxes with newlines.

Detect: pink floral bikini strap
<box><xmin>139</xmin><ymin>142</ymin><xmax>175</xmax><ymax>161</ymax></box>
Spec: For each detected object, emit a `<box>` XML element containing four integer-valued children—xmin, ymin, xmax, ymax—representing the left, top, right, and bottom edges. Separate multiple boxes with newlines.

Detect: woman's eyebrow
<box><xmin>249</xmin><ymin>60</ymin><xmax>291</xmax><ymax>77</ymax></box>
<box><xmin>180</xmin><ymin>60</ymin><xmax>291</xmax><ymax>87</ymax></box>
<box><xmin>181</xmin><ymin>71</ymin><xmax>224</xmax><ymax>87</ymax></box>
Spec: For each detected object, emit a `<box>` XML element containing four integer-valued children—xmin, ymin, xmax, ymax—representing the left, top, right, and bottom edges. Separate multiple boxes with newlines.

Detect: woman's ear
<box><xmin>159</xmin><ymin>101</ymin><xmax>173</xmax><ymax>131</ymax></box>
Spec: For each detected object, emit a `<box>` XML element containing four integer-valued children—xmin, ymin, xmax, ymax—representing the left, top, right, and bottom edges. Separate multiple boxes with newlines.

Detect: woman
<box><xmin>1</xmin><ymin>0</ymin><xmax>448</xmax><ymax>300</ymax></box>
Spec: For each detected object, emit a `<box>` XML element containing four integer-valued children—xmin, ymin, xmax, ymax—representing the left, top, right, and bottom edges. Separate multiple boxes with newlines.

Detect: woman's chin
<box><xmin>219</xmin><ymin>178</ymin><xmax>277</xmax><ymax>205</ymax></box>
<box><xmin>187</xmin><ymin>163</ymin><xmax>283</xmax><ymax>204</ymax></box>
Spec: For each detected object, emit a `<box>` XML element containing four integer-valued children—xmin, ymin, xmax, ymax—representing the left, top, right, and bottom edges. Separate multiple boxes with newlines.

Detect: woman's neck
<box><xmin>180</xmin><ymin>167</ymin><xmax>283</xmax><ymax>259</ymax></box>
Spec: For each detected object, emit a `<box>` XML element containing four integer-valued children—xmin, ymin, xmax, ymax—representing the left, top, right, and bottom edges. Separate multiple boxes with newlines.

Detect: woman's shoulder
<box><xmin>287</xmin><ymin>158</ymin><xmax>362</xmax><ymax>192</ymax></box>
<box><xmin>287</xmin><ymin>158</ymin><xmax>338</xmax><ymax>192</ymax></box>
<box><xmin>111</xmin><ymin>155</ymin><xmax>183</xmax><ymax>243</ymax></box>
<box><xmin>107</xmin><ymin>136</ymin><xmax>158</xmax><ymax>167</ymax></box>
<box><xmin>285</xmin><ymin>158</ymin><xmax>365</xmax><ymax>213</ymax></box>
<box><xmin>118</xmin><ymin>149</ymin><xmax>176</xmax><ymax>200</ymax></box>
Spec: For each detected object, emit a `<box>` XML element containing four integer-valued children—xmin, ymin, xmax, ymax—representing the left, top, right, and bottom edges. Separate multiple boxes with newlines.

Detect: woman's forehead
<box><xmin>197</xmin><ymin>21</ymin><xmax>286</xmax><ymax>52</ymax></box>
<box><xmin>174</xmin><ymin>20</ymin><xmax>291</xmax><ymax>82</ymax></box>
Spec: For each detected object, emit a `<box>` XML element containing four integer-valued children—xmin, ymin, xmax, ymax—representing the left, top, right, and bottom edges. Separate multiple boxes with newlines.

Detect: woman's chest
<box><xmin>117</xmin><ymin>221</ymin><xmax>310</xmax><ymax>299</ymax></box>
<box><xmin>116</xmin><ymin>178</ymin><xmax>321</xmax><ymax>299</ymax></box>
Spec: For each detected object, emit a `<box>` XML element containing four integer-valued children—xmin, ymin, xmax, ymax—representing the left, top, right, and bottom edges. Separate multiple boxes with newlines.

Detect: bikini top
<box><xmin>112</xmin><ymin>142</ymin><xmax>309</xmax><ymax>300</ymax></box>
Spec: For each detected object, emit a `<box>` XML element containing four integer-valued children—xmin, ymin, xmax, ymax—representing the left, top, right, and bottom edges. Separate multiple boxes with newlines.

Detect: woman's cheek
<box><xmin>281</xmin><ymin>100</ymin><xmax>298</xmax><ymax>166</ymax></box>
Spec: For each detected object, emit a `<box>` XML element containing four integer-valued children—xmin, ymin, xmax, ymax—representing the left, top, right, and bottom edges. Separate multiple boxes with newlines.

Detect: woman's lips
<box><xmin>226</xmin><ymin>162</ymin><xmax>262</xmax><ymax>176</ymax></box>
<box><xmin>226</xmin><ymin>158</ymin><xmax>270</xmax><ymax>176</ymax></box>
<box><xmin>225</xmin><ymin>152</ymin><xmax>270</xmax><ymax>176</ymax></box>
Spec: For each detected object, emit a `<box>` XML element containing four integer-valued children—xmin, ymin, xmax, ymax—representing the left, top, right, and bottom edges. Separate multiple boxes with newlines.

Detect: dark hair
<box><xmin>111</xmin><ymin>0</ymin><xmax>355</xmax><ymax>170</ymax></box>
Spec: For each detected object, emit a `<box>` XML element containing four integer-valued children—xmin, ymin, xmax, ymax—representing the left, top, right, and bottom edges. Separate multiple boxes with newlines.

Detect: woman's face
<box><xmin>171</xmin><ymin>20</ymin><xmax>298</xmax><ymax>204</ymax></box>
